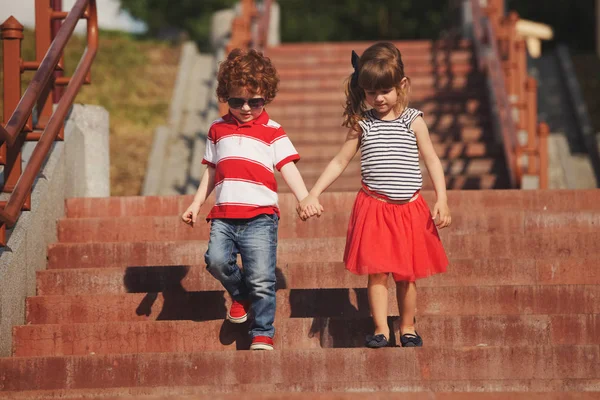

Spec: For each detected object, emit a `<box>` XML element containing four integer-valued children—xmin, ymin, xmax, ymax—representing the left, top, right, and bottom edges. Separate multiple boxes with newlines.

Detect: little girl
<box><xmin>299</xmin><ymin>42</ymin><xmax>451</xmax><ymax>348</ymax></box>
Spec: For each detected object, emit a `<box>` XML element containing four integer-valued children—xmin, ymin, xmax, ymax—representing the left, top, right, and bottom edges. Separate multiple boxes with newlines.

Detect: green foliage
<box><xmin>279</xmin><ymin>0</ymin><xmax>453</xmax><ymax>42</ymax></box>
<box><xmin>119</xmin><ymin>0</ymin><xmax>237</xmax><ymax>49</ymax></box>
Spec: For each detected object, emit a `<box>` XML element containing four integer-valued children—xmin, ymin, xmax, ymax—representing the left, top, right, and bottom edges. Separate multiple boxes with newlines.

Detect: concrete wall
<box><xmin>0</xmin><ymin>104</ymin><xmax>110</xmax><ymax>356</ymax></box>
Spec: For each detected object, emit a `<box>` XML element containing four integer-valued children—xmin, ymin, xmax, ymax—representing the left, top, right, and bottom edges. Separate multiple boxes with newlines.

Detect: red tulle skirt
<box><xmin>343</xmin><ymin>188</ymin><xmax>449</xmax><ymax>282</ymax></box>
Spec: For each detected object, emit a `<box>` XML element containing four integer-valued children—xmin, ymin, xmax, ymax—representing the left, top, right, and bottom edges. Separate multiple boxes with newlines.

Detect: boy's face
<box><xmin>227</xmin><ymin>87</ymin><xmax>265</xmax><ymax>123</ymax></box>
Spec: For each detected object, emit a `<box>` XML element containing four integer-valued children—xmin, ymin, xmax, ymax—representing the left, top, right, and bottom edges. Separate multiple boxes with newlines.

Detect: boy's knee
<box><xmin>205</xmin><ymin>250</ymin><xmax>230</xmax><ymax>275</ymax></box>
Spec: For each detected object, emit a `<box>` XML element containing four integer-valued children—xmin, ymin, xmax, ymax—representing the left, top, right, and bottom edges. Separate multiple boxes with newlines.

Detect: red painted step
<box><xmin>273</xmin><ymin>89</ymin><xmax>484</xmax><ymax>104</ymax></box>
<box><xmin>279</xmin><ymin>74</ymin><xmax>483</xmax><ymax>91</ymax></box>
<box><xmin>25</xmin><ymin>285</ymin><xmax>600</xmax><ymax>325</ymax></box>
<box><xmin>263</xmin><ymin>40</ymin><xmax>473</xmax><ymax>55</ymax></box>
<box><xmin>4</xmin><ymin>388</ymin><xmax>600</xmax><ymax>400</ymax></box>
<box><xmin>12</xmin><ymin>314</ymin><xmax>599</xmax><ymax>357</ymax></box>
<box><xmin>59</xmin><ymin>208</ymin><xmax>600</xmax><ymax>244</ymax></box>
<box><xmin>268</xmin><ymin>51</ymin><xmax>472</xmax><ymax>66</ymax></box>
<box><xmin>1</xmin><ymin>346</ymin><xmax>598</xmax><ymax>391</ymax></box>
<box><xmin>268</xmin><ymin>99</ymin><xmax>486</xmax><ymax>118</ymax></box>
<box><xmin>278</xmin><ymin>113</ymin><xmax>489</xmax><ymax>131</ymax></box>
<box><xmin>287</xmin><ymin>127</ymin><xmax>493</xmax><ymax>144</ymax></box>
<box><xmin>275</xmin><ymin>63</ymin><xmax>474</xmax><ymax>79</ymax></box>
<box><xmin>35</xmin><ymin>257</ymin><xmax>600</xmax><ymax>296</ymax></box>
<box><xmin>63</xmin><ymin>191</ymin><xmax>600</xmax><ymax>219</ymax></box>
<box><xmin>46</xmin><ymin>232</ymin><xmax>600</xmax><ymax>269</ymax></box>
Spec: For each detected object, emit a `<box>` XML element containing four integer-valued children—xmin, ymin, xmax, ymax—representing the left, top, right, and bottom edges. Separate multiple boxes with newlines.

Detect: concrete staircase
<box><xmin>265</xmin><ymin>40</ymin><xmax>511</xmax><ymax>192</ymax></box>
<box><xmin>2</xmin><ymin>40</ymin><xmax>599</xmax><ymax>398</ymax></box>
<box><xmin>1</xmin><ymin>189</ymin><xmax>600</xmax><ymax>397</ymax></box>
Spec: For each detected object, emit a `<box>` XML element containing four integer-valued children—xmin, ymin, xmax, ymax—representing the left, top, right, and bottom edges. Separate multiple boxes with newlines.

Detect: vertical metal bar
<box><xmin>35</xmin><ymin>0</ymin><xmax>55</xmax><ymax>131</ymax></box>
<box><xmin>538</xmin><ymin>122</ymin><xmax>549</xmax><ymax>189</ymax></box>
<box><xmin>1</xmin><ymin>18</ymin><xmax>25</xmax><ymax>192</ymax></box>
<box><xmin>526</xmin><ymin>77</ymin><xmax>538</xmax><ymax>175</ymax></box>
<box><xmin>52</xmin><ymin>0</ymin><xmax>65</xmax><ymax>103</ymax></box>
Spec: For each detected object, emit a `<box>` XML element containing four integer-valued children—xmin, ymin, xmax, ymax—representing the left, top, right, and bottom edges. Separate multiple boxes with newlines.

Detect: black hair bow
<box><xmin>351</xmin><ymin>50</ymin><xmax>360</xmax><ymax>87</ymax></box>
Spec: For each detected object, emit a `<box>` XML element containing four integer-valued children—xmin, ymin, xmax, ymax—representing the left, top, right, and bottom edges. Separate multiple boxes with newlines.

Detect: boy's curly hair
<box><xmin>216</xmin><ymin>48</ymin><xmax>279</xmax><ymax>103</ymax></box>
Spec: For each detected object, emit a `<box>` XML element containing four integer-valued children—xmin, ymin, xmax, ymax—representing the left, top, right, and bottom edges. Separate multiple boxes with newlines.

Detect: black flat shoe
<box><xmin>400</xmin><ymin>332</ymin><xmax>423</xmax><ymax>347</ymax></box>
<box><xmin>365</xmin><ymin>333</ymin><xmax>389</xmax><ymax>348</ymax></box>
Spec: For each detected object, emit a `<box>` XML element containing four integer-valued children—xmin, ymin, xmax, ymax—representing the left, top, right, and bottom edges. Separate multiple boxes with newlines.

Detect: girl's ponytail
<box><xmin>343</xmin><ymin>51</ymin><xmax>366</xmax><ymax>132</ymax></box>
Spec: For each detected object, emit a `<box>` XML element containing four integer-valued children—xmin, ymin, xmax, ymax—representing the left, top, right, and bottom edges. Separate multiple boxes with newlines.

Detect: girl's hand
<box><xmin>181</xmin><ymin>202</ymin><xmax>202</xmax><ymax>226</ymax></box>
<box><xmin>297</xmin><ymin>194</ymin><xmax>323</xmax><ymax>221</ymax></box>
<box><xmin>432</xmin><ymin>200</ymin><xmax>451</xmax><ymax>229</ymax></box>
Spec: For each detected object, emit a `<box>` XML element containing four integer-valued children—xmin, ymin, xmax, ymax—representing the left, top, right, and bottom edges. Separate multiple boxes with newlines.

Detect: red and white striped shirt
<box><xmin>202</xmin><ymin>111</ymin><xmax>300</xmax><ymax>219</ymax></box>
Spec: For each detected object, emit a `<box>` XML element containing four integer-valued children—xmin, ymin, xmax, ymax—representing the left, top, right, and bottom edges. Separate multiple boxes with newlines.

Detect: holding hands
<box><xmin>297</xmin><ymin>194</ymin><xmax>324</xmax><ymax>221</ymax></box>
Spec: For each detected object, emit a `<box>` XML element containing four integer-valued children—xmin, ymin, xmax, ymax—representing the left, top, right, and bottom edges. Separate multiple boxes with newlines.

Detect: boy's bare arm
<box><xmin>280</xmin><ymin>162</ymin><xmax>323</xmax><ymax>217</ymax></box>
<box><xmin>182</xmin><ymin>166</ymin><xmax>216</xmax><ymax>225</ymax></box>
<box><xmin>192</xmin><ymin>166</ymin><xmax>216</xmax><ymax>205</ymax></box>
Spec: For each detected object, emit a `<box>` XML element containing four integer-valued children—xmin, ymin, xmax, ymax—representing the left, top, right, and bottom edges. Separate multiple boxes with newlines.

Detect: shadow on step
<box><xmin>124</xmin><ymin>265</ymin><xmax>227</xmax><ymax>322</ymax></box>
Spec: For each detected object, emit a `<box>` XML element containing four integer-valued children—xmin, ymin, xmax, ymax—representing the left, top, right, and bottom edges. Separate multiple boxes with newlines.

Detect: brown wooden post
<box><xmin>538</xmin><ymin>122</ymin><xmax>549</xmax><ymax>189</ymax></box>
<box><xmin>35</xmin><ymin>0</ymin><xmax>55</xmax><ymax>132</ymax></box>
<box><xmin>1</xmin><ymin>17</ymin><xmax>26</xmax><ymax>195</ymax></box>
<box><xmin>525</xmin><ymin>77</ymin><xmax>538</xmax><ymax>175</ymax></box>
<box><xmin>0</xmin><ymin>17</ymin><xmax>26</xmax><ymax>243</ymax></box>
<box><xmin>52</xmin><ymin>0</ymin><xmax>65</xmax><ymax>103</ymax></box>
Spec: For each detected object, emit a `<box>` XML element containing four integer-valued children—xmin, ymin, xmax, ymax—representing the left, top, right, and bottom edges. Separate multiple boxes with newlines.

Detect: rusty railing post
<box><xmin>36</xmin><ymin>0</ymin><xmax>60</xmax><ymax>139</ymax></box>
<box><xmin>538</xmin><ymin>122</ymin><xmax>550</xmax><ymax>189</ymax></box>
<box><xmin>51</xmin><ymin>0</ymin><xmax>66</xmax><ymax>103</ymax></box>
<box><xmin>1</xmin><ymin>17</ymin><xmax>24</xmax><ymax>243</ymax></box>
<box><xmin>1</xmin><ymin>17</ymin><xmax>26</xmax><ymax>195</ymax></box>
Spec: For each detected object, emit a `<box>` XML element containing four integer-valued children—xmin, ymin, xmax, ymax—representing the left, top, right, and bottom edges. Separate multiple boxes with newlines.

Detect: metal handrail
<box><xmin>470</xmin><ymin>0</ymin><xmax>518</xmax><ymax>188</ymax></box>
<box><xmin>0</xmin><ymin>0</ymin><xmax>98</xmax><ymax>226</ymax></box>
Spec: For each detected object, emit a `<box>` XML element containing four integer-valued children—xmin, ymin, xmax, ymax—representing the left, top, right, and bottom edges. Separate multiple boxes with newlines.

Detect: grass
<box><xmin>1</xmin><ymin>29</ymin><xmax>180</xmax><ymax>196</ymax></box>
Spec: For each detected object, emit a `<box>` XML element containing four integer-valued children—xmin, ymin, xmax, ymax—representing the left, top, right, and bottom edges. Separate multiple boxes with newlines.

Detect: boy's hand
<box><xmin>181</xmin><ymin>202</ymin><xmax>202</xmax><ymax>226</ymax></box>
<box><xmin>432</xmin><ymin>200</ymin><xmax>451</xmax><ymax>229</ymax></box>
<box><xmin>297</xmin><ymin>194</ymin><xmax>323</xmax><ymax>221</ymax></box>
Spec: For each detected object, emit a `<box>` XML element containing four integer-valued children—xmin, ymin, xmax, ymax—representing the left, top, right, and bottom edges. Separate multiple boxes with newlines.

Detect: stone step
<box><xmin>278</xmin><ymin>174</ymin><xmax>509</xmax><ymax>191</ymax></box>
<box><xmin>278</xmin><ymin>113</ymin><xmax>489</xmax><ymax>131</ymax></box>
<box><xmin>12</xmin><ymin>314</ymin><xmax>599</xmax><ymax>357</ymax></box>
<box><xmin>46</xmin><ymin>232</ymin><xmax>600</xmax><ymax>269</ymax></box>
<box><xmin>4</xmin><ymin>388</ymin><xmax>600</xmax><ymax>400</ymax></box>
<box><xmin>269</xmin><ymin>51</ymin><xmax>472</xmax><ymax>67</ymax></box>
<box><xmin>268</xmin><ymin>98</ymin><xmax>486</xmax><ymax>118</ymax></box>
<box><xmin>35</xmin><ymin>257</ymin><xmax>600</xmax><ymax>296</ymax></box>
<box><xmin>292</xmin><ymin>142</ymin><xmax>501</xmax><ymax>161</ymax></box>
<box><xmin>265</xmin><ymin>40</ymin><xmax>473</xmax><ymax>55</ymax></box>
<box><xmin>275</xmin><ymin>63</ymin><xmax>474</xmax><ymax>79</ymax></box>
<box><xmin>287</xmin><ymin>126</ymin><xmax>493</xmax><ymax>145</ymax></box>
<box><xmin>273</xmin><ymin>89</ymin><xmax>484</xmax><ymax>104</ymax></box>
<box><xmin>63</xmin><ymin>190</ymin><xmax>600</xmax><ymax>219</ymax></box>
<box><xmin>279</xmin><ymin>74</ymin><xmax>483</xmax><ymax>91</ymax></box>
<box><xmin>295</xmin><ymin>158</ymin><xmax>505</xmax><ymax>176</ymax></box>
<box><xmin>1</xmin><ymin>346</ymin><xmax>598</xmax><ymax>392</ymax></box>
<box><xmin>25</xmin><ymin>285</ymin><xmax>600</xmax><ymax>324</ymax></box>
<box><xmin>57</xmin><ymin>208</ymin><xmax>600</xmax><ymax>244</ymax></box>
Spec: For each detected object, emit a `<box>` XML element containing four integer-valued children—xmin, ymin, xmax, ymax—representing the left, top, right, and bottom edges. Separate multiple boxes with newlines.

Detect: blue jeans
<box><xmin>205</xmin><ymin>214</ymin><xmax>278</xmax><ymax>338</ymax></box>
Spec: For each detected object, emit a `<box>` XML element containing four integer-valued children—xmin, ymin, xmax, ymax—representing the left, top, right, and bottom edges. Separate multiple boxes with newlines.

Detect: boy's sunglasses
<box><xmin>227</xmin><ymin>97</ymin><xmax>266</xmax><ymax>109</ymax></box>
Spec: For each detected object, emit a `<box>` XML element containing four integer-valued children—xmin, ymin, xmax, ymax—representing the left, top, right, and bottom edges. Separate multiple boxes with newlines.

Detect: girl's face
<box><xmin>363</xmin><ymin>78</ymin><xmax>408</xmax><ymax>118</ymax></box>
<box><xmin>364</xmin><ymin>87</ymin><xmax>399</xmax><ymax>117</ymax></box>
<box><xmin>227</xmin><ymin>87</ymin><xmax>265</xmax><ymax>123</ymax></box>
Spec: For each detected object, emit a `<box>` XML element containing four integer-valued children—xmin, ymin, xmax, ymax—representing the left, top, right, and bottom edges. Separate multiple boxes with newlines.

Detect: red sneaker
<box><xmin>227</xmin><ymin>300</ymin><xmax>250</xmax><ymax>323</ymax></box>
<box><xmin>250</xmin><ymin>335</ymin><xmax>274</xmax><ymax>350</ymax></box>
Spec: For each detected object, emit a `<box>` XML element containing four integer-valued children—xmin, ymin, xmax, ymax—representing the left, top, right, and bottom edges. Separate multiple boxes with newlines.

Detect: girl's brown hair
<box><xmin>343</xmin><ymin>42</ymin><xmax>411</xmax><ymax>132</ymax></box>
<box><xmin>216</xmin><ymin>48</ymin><xmax>279</xmax><ymax>103</ymax></box>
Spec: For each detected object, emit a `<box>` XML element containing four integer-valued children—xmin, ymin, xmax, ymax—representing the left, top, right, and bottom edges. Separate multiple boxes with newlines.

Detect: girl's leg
<box><xmin>396</xmin><ymin>281</ymin><xmax>417</xmax><ymax>335</ymax></box>
<box><xmin>368</xmin><ymin>273</ymin><xmax>390</xmax><ymax>338</ymax></box>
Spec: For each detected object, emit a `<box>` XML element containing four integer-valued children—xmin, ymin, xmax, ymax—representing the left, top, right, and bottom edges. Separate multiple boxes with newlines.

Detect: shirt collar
<box><xmin>224</xmin><ymin>110</ymin><xmax>270</xmax><ymax>127</ymax></box>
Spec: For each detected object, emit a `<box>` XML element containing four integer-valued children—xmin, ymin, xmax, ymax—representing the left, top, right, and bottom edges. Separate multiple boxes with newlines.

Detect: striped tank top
<box><xmin>358</xmin><ymin>107</ymin><xmax>424</xmax><ymax>201</ymax></box>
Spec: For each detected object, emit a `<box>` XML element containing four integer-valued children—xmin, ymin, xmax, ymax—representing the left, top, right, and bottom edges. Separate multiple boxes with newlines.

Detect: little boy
<box><xmin>181</xmin><ymin>48</ymin><xmax>321</xmax><ymax>350</ymax></box>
